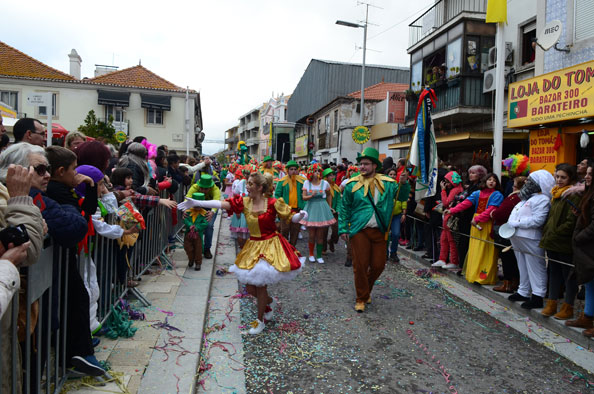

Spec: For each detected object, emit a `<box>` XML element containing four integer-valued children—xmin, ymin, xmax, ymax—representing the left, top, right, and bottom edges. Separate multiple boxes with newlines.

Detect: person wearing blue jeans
<box><xmin>203</xmin><ymin>209</ymin><xmax>218</xmax><ymax>258</ymax></box>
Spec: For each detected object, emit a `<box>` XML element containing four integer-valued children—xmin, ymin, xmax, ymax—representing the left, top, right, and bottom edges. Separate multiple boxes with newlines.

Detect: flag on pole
<box><xmin>408</xmin><ymin>88</ymin><xmax>439</xmax><ymax>201</ymax></box>
<box><xmin>486</xmin><ymin>0</ymin><xmax>507</xmax><ymax>23</ymax></box>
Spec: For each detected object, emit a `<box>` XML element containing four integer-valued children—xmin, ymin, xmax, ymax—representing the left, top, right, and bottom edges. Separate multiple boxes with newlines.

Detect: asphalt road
<box><xmin>237</xmin><ymin>237</ymin><xmax>594</xmax><ymax>394</ymax></box>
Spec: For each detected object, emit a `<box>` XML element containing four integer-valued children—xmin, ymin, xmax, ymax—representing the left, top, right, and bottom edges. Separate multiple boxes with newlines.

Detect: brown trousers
<box><xmin>184</xmin><ymin>232</ymin><xmax>203</xmax><ymax>266</ymax></box>
<box><xmin>280</xmin><ymin>211</ymin><xmax>301</xmax><ymax>246</ymax></box>
<box><xmin>322</xmin><ymin>212</ymin><xmax>339</xmax><ymax>252</ymax></box>
<box><xmin>351</xmin><ymin>228</ymin><xmax>387</xmax><ymax>303</ymax></box>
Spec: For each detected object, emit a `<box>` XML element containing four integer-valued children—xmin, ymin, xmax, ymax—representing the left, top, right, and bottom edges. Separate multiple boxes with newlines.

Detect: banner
<box><xmin>508</xmin><ymin>59</ymin><xmax>594</xmax><ymax>128</ymax></box>
<box><xmin>295</xmin><ymin>135</ymin><xmax>308</xmax><ymax>157</ymax></box>
<box><xmin>408</xmin><ymin>89</ymin><xmax>439</xmax><ymax>201</ymax></box>
<box><xmin>528</xmin><ymin>129</ymin><xmax>557</xmax><ymax>173</ymax></box>
<box><xmin>386</xmin><ymin>91</ymin><xmax>406</xmax><ymax>124</ymax></box>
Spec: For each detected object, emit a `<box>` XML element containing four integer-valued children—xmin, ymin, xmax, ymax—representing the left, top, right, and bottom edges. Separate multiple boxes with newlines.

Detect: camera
<box><xmin>0</xmin><ymin>224</ymin><xmax>30</xmax><ymax>250</ymax></box>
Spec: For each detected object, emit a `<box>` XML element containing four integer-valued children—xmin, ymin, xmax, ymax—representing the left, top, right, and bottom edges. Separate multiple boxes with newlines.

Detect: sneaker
<box><xmin>248</xmin><ymin>319</ymin><xmax>265</xmax><ymax>335</ymax></box>
<box><xmin>442</xmin><ymin>263</ymin><xmax>458</xmax><ymax>269</ymax></box>
<box><xmin>431</xmin><ymin>260</ymin><xmax>446</xmax><ymax>268</ymax></box>
<box><xmin>71</xmin><ymin>355</ymin><xmax>105</xmax><ymax>376</ymax></box>
<box><xmin>316</xmin><ymin>258</ymin><xmax>325</xmax><ymax>264</ymax></box>
<box><xmin>308</xmin><ymin>256</ymin><xmax>316</xmax><ymax>262</ymax></box>
<box><xmin>508</xmin><ymin>292</ymin><xmax>530</xmax><ymax>302</ymax></box>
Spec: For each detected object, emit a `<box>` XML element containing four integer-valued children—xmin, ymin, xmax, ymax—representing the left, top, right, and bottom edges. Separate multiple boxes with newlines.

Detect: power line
<box><xmin>367</xmin><ymin>2</ymin><xmax>434</xmax><ymax>41</ymax></box>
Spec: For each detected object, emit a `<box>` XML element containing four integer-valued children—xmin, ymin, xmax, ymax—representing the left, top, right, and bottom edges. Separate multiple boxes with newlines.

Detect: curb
<box><xmin>398</xmin><ymin>246</ymin><xmax>594</xmax><ymax>350</ymax></box>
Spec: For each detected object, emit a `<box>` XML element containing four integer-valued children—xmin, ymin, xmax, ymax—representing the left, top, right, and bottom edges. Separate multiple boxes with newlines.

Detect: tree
<box><xmin>215</xmin><ymin>151</ymin><xmax>229</xmax><ymax>166</ymax></box>
<box><xmin>78</xmin><ymin>110</ymin><xmax>117</xmax><ymax>144</ymax></box>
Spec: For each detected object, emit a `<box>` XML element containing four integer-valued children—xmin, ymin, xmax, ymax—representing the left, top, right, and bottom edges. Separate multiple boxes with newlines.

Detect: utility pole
<box><xmin>492</xmin><ymin>22</ymin><xmax>505</xmax><ymax>177</ymax></box>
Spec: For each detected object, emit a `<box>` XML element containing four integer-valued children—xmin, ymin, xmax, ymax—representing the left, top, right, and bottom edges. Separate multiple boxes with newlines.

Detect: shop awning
<box><xmin>388</xmin><ymin>132</ymin><xmax>528</xmax><ymax>150</ymax></box>
<box><xmin>97</xmin><ymin>90</ymin><xmax>130</xmax><ymax>107</ymax></box>
<box><xmin>141</xmin><ymin>94</ymin><xmax>171</xmax><ymax>111</ymax></box>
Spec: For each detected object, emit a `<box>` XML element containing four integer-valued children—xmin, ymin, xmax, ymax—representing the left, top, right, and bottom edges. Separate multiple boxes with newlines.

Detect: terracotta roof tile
<box><xmin>0</xmin><ymin>41</ymin><xmax>76</xmax><ymax>81</ymax></box>
<box><xmin>86</xmin><ymin>65</ymin><xmax>185</xmax><ymax>92</ymax></box>
<box><xmin>348</xmin><ymin>82</ymin><xmax>409</xmax><ymax>100</ymax></box>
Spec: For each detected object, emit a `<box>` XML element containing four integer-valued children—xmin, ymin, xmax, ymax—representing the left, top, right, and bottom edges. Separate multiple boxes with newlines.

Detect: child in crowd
<box><xmin>183</xmin><ymin>193</ymin><xmax>209</xmax><ymax>270</ymax></box>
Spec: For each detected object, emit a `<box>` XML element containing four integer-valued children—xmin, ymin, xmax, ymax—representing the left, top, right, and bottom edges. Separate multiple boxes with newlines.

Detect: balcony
<box><xmin>246</xmin><ymin>137</ymin><xmax>259</xmax><ymax>147</ymax></box>
<box><xmin>225</xmin><ymin>135</ymin><xmax>238</xmax><ymax>145</ymax></box>
<box><xmin>408</xmin><ymin>0</ymin><xmax>486</xmax><ymax>50</ymax></box>
<box><xmin>247</xmin><ymin>120</ymin><xmax>259</xmax><ymax>130</ymax></box>
<box><xmin>405</xmin><ymin>75</ymin><xmax>492</xmax><ymax>125</ymax></box>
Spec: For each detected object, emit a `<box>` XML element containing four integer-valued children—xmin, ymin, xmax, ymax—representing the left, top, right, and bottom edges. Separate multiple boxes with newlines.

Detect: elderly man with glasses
<box><xmin>13</xmin><ymin>118</ymin><xmax>46</xmax><ymax>146</ymax></box>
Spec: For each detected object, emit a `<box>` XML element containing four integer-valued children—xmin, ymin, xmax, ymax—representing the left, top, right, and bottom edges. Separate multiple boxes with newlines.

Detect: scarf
<box><xmin>551</xmin><ymin>184</ymin><xmax>571</xmax><ymax>200</ymax></box>
<box><xmin>519</xmin><ymin>177</ymin><xmax>542</xmax><ymax>201</ymax></box>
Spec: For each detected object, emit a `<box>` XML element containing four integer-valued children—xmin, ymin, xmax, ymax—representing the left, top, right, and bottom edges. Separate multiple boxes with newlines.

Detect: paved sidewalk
<box><xmin>398</xmin><ymin>246</ymin><xmax>594</xmax><ymax>351</ymax></box>
<box><xmin>67</xmin><ymin>214</ymin><xmax>222</xmax><ymax>394</ymax></box>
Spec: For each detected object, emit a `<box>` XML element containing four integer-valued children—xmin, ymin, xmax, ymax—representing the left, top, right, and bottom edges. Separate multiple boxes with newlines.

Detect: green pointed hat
<box><xmin>285</xmin><ymin>160</ymin><xmax>299</xmax><ymax>169</ymax></box>
<box><xmin>322</xmin><ymin>168</ymin><xmax>334</xmax><ymax>178</ymax></box>
<box><xmin>356</xmin><ymin>147</ymin><xmax>382</xmax><ymax>171</ymax></box>
<box><xmin>197</xmin><ymin>174</ymin><xmax>215</xmax><ymax>189</ymax></box>
<box><xmin>263</xmin><ymin>155</ymin><xmax>273</xmax><ymax>162</ymax></box>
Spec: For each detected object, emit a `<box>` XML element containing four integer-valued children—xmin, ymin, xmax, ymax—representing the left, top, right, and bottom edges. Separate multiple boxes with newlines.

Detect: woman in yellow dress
<box><xmin>178</xmin><ymin>172</ymin><xmax>307</xmax><ymax>334</ymax></box>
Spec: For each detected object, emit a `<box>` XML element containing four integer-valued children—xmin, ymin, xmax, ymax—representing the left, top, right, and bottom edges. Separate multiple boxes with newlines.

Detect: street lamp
<box><xmin>336</xmin><ymin>7</ymin><xmax>368</xmax><ymax>152</ymax></box>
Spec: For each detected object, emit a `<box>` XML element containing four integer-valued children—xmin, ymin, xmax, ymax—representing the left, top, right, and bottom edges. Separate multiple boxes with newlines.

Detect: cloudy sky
<box><xmin>1</xmin><ymin>0</ymin><xmax>434</xmax><ymax>154</ymax></box>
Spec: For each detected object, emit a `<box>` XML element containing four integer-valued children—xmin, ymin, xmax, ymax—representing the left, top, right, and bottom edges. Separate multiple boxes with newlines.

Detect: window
<box><xmin>147</xmin><ymin>109</ymin><xmax>163</xmax><ymax>125</ymax></box>
<box><xmin>106</xmin><ymin>105</ymin><xmax>125</xmax><ymax>122</ymax></box>
<box><xmin>333</xmin><ymin>110</ymin><xmax>338</xmax><ymax>133</ymax></box>
<box><xmin>465</xmin><ymin>36</ymin><xmax>480</xmax><ymax>73</ymax></box>
<box><xmin>574</xmin><ymin>0</ymin><xmax>594</xmax><ymax>41</ymax></box>
<box><xmin>520</xmin><ymin>22</ymin><xmax>536</xmax><ymax>65</ymax></box>
<box><xmin>0</xmin><ymin>91</ymin><xmax>18</xmax><ymax>112</ymax></box>
<box><xmin>317</xmin><ymin>119</ymin><xmax>322</xmax><ymax>134</ymax></box>
<box><xmin>324</xmin><ymin>115</ymin><xmax>330</xmax><ymax>134</ymax></box>
<box><xmin>446</xmin><ymin>38</ymin><xmax>461</xmax><ymax>78</ymax></box>
<box><xmin>38</xmin><ymin>93</ymin><xmax>57</xmax><ymax>117</ymax></box>
<box><xmin>411</xmin><ymin>61</ymin><xmax>423</xmax><ymax>92</ymax></box>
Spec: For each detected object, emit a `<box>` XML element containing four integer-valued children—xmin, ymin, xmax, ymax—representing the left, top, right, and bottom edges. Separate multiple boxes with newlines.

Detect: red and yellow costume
<box><xmin>226</xmin><ymin>195</ymin><xmax>305</xmax><ymax>286</ymax></box>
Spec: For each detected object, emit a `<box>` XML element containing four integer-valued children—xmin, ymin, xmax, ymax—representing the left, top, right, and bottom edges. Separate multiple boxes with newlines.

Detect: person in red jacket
<box><xmin>432</xmin><ymin>171</ymin><xmax>463</xmax><ymax>269</ymax></box>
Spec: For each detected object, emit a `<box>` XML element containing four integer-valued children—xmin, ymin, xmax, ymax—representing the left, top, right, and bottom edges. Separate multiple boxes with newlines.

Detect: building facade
<box><xmin>0</xmin><ymin>41</ymin><xmax>203</xmax><ymax>154</ymax></box>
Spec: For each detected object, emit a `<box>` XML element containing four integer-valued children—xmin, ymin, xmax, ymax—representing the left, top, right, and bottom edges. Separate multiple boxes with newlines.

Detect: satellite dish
<box><xmin>537</xmin><ymin>19</ymin><xmax>562</xmax><ymax>51</ymax></box>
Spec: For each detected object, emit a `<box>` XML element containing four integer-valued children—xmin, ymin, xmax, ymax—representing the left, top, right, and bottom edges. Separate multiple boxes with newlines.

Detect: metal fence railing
<box><xmin>0</xmin><ymin>186</ymin><xmax>185</xmax><ymax>394</ymax></box>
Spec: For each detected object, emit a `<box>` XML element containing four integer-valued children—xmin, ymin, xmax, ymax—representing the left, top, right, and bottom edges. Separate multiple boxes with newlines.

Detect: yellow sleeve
<box><xmin>274</xmin><ymin>198</ymin><xmax>294</xmax><ymax>223</ymax></box>
<box><xmin>186</xmin><ymin>184</ymin><xmax>199</xmax><ymax>198</ymax></box>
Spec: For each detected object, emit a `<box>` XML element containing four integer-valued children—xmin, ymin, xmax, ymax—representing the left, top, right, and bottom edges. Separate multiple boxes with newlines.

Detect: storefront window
<box><xmin>411</xmin><ymin>61</ymin><xmax>423</xmax><ymax>92</ymax></box>
<box><xmin>446</xmin><ymin>38</ymin><xmax>461</xmax><ymax>78</ymax></box>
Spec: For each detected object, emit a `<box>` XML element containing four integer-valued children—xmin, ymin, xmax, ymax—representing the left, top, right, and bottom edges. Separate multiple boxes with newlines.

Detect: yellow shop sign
<box><xmin>508</xmin><ymin>60</ymin><xmax>594</xmax><ymax>128</ymax></box>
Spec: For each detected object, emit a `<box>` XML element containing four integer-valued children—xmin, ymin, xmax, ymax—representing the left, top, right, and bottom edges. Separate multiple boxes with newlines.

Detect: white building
<box><xmin>0</xmin><ymin>41</ymin><xmax>203</xmax><ymax>154</ymax></box>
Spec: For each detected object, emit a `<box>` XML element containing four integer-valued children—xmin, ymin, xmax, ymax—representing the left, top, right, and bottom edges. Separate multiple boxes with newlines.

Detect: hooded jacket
<box><xmin>508</xmin><ymin>170</ymin><xmax>555</xmax><ymax>240</ymax></box>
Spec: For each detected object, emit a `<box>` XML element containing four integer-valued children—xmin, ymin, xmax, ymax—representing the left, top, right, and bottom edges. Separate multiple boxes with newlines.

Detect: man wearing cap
<box><xmin>339</xmin><ymin>147</ymin><xmax>397</xmax><ymax>312</ymax></box>
<box><xmin>187</xmin><ymin>174</ymin><xmax>220</xmax><ymax>259</ymax></box>
<box><xmin>322</xmin><ymin>168</ymin><xmax>341</xmax><ymax>254</ymax></box>
<box><xmin>274</xmin><ymin>160</ymin><xmax>305</xmax><ymax>246</ymax></box>
<box><xmin>260</xmin><ymin>156</ymin><xmax>276</xmax><ymax>177</ymax></box>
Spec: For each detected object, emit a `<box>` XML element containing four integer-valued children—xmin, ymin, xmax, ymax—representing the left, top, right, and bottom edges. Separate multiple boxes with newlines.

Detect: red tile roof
<box><xmin>86</xmin><ymin>65</ymin><xmax>187</xmax><ymax>92</ymax></box>
<box><xmin>0</xmin><ymin>41</ymin><xmax>76</xmax><ymax>81</ymax></box>
<box><xmin>348</xmin><ymin>82</ymin><xmax>409</xmax><ymax>100</ymax></box>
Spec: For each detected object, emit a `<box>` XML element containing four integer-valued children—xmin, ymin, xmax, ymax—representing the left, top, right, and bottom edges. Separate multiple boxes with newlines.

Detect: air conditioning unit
<box><xmin>488</xmin><ymin>42</ymin><xmax>514</xmax><ymax>67</ymax></box>
<box><xmin>483</xmin><ymin>68</ymin><xmax>497</xmax><ymax>93</ymax></box>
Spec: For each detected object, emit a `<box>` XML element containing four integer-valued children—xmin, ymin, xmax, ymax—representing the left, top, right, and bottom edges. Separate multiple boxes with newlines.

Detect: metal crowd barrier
<box><xmin>0</xmin><ymin>185</ymin><xmax>185</xmax><ymax>394</ymax></box>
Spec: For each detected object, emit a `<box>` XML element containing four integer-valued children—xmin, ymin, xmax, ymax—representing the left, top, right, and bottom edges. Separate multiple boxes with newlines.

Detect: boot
<box><xmin>540</xmin><ymin>299</ymin><xmax>558</xmax><ymax>317</ymax></box>
<box><xmin>493</xmin><ymin>280</ymin><xmax>513</xmax><ymax>293</ymax></box>
<box><xmin>521</xmin><ymin>295</ymin><xmax>543</xmax><ymax>309</ymax></box>
<box><xmin>565</xmin><ymin>313</ymin><xmax>594</xmax><ymax>329</ymax></box>
<box><xmin>194</xmin><ymin>264</ymin><xmax>201</xmax><ymax>271</ymax></box>
<box><xmin>188</xmin><ymin>260</ymin><xmax>194</xmax><ymax>268</ymax></box>
<box><xmin>553</xmin><ymin>302</ymin><xmax>574</xmax><ymax>320</ymax></box>
<box><xmin>583</xmin><ymin>327</ymin><xmax>594</xmax><ymax>338</ymax></box>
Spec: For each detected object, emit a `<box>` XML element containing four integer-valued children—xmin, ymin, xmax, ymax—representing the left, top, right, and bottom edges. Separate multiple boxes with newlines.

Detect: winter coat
<box><xmin>29</xmin><ymin>188</ymin><xmax>88</xmax><ymax>248</ymax></box>
<box><xmin>572</xmin><ymin>193</ymin><xmax>594</xmax><ymax>284</ymax></box>
<box><xmin>539</xmin><ymin>191</ymin><xmax>581</xmax><ymax>255</ymax></box>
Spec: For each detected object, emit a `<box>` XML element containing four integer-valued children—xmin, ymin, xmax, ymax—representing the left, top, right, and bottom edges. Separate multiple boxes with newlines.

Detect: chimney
<box><xmin>68</xmin><ymin>49</ymin><xmax>82</xmax><ymax>79</ymax></box>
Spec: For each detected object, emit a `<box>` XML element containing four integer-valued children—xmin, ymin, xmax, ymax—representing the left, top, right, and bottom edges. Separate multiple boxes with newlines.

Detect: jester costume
<box><xmin>274</xmin><ymin>160</ymin><xmax>305</xmax><ymax>246</ymax></box>
<box><xmin>183</xmin><ymin>193</ymin><xmax>209</xmax><ymax>270</ymax></box>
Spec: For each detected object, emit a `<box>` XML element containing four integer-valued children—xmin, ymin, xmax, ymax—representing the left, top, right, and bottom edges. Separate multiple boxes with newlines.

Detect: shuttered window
<box><xmin>575</xmin><ymin>0</ymin><xmax>594</xmax><ymax>42</ymax></box>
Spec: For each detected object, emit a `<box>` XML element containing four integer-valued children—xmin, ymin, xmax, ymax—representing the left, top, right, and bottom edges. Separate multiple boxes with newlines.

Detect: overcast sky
<box><xmin>1</xmin><ymin>0</ymin><xmax>434</xmax><ymax>154</ymax></box>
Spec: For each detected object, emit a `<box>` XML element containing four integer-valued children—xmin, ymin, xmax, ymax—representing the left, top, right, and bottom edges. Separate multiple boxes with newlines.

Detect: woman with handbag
<box><xmin>432</xmin><ymin>171</ymin><xmax>463</xmax><ymax>269</ymax></box>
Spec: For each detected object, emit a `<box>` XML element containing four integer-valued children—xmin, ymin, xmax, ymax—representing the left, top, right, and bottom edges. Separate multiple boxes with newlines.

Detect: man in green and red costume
<box><xmin>339</xmin><ymin>147</ymin><xmax>398</xmax><ymax>313</ymax></box>
<box><xmin>260</xmin><ymin>155</ymin><xmax>276</xmax><ymax>177</ymax></box>
<box><xmin>274</xmin><ymin>160</ymin><xmax>305</xmax><ymax>246</ymax></box>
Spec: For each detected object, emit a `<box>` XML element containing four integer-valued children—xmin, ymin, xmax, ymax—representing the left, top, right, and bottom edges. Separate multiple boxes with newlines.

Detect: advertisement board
<box><xmin>508</xmin><ymin>59</ymin><xmax>594</xmax><ymax>128</ymax></box>
<box><xmin>295</xmin><ymin>135</ymin><xmax>308</xmax><ymax>157</ymax></box>
<box><xmin>528</xmin><ymin>129</ymin><xmax>557</xmax><ymax>173</ymax></box>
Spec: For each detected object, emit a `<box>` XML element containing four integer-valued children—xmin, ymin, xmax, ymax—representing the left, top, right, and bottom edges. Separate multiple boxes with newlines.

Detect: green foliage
<box><xmin>78</xmin><ymin>110</ymin><xmax>117</xmax><ymax>144</ymax></box>
<box><xmin>215</xmin><ymin>151</ymin><xmax>229</xmax><ymax>166</ymax></box>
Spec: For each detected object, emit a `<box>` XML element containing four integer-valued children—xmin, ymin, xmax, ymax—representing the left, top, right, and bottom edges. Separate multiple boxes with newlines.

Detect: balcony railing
<box><xmin>225</xmin><ymin>135</ymin><xmax>238</xmax><ymax>144</ymax></box>
<box><xmin>408</xmin><ymin>0</ymin><xmax>486</xmax><ymax>49</ymax></box>
<box><xmin>405</xmin><ymin>75</ymin><xmax>492</xmax><ymax>122</ymax></box>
